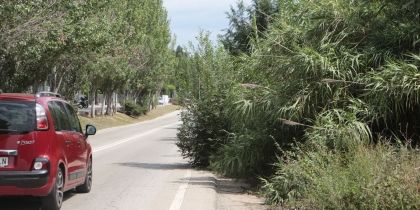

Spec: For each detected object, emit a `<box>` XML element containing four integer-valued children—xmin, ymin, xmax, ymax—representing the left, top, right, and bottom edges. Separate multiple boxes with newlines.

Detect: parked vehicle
<box><xmin>77</xmin><ymin>96</ymin><xmax>89</xmax><ymax>109</ymax></box>
<box><xmin>0</xmin><ymin>92</ymin><xmax>96</xmax><ymax>210</ymax></box>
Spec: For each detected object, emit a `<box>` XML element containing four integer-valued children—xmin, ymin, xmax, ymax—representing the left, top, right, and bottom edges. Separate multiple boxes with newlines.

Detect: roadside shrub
<box><xmin>122</xmin><ymin>101</ymin><xmax>147</xmax><ymax>117</ymax></box>
<box><xmin>261</xmin><ymin>141</ymin><xmax>420</xmax><ymax>209</ymax></box>
<box><xmin>210</xmin><ymin>130</ymin><xmax>276</xmax><ymax>178</ymax></box>
<box><xmin>176</xmin><ymin>96</ymin><xmax>230</xmax><ymax>167</ymax></box>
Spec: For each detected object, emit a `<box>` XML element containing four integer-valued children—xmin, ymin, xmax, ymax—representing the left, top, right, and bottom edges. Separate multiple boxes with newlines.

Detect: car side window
<box><xmin>48</xmin><ymin>101</ymin><xmax>71</xmax><ymax>131</ymax></box>
<box><xmin>63</xmin><ymin>103</ymin><xmax>82</xmax><ymax>133</ymax></box>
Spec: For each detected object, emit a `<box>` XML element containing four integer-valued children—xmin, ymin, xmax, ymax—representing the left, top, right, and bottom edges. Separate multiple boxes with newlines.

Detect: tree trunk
<box><xmin>113</xmin><ymin>93</ymin><xmax>118</xmax><ymax>114</ymax></box>
<box><xmin>101</xmin><ymin>95</ymin><xmax>105</xmax><ymax>116</ymax></box>
<box><xmin>148</xmin><ymin>92</ymin><xmax>152</xmax><ymax>111</ymax></box>
<box><xmin>154</xmin><ymin>89</ymin><xmax>160</xmax><ymax>109</ymax></box>
<box><xmin>95</xmin><ymin>90</ymin><xmax>99</xmax><ymax>105</ymax></box>
<box><xmin>105</xmin><ymin>91</ymin><xmax>113</xmax><ymax>116</ymax></box>
<box><xmin>53</xmin><ymin>68</ymin><xmax>68</xmax><ymax>94</ymax></box>
<box><xmin>90</xmin><ymin>87</ymin><xmax>96</xmax><ymax>118</ymax></box>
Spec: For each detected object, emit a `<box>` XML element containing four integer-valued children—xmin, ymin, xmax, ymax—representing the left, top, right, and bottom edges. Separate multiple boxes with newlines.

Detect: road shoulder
<box><xmin>216</xmin><ymin>177</ymin><xmax>267</xmax><ymax>210</ymax></box>
<box><xmin>180</xmin><ymin>169</ymin><xmax>267</xmax><ymax>210</ymax></box>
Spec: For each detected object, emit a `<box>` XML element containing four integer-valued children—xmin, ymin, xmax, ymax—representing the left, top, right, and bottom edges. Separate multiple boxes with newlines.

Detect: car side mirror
<box><xmin>85</xmin><ymin>124</ymin><xmax>96</xmax><ymax>136</ymax></box>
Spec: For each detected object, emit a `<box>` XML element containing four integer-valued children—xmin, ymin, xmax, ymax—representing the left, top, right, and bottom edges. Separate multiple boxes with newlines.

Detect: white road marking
<box><xmin>92</xmin><ymin>120</ymin><xmax>190</xmax><ymax>210</ymax></box>
<box><xmin>93</xmin><ymin>122</ymin><xmax>180</xmax><ymax>153</ymax></box>
<box><xmin>169</xmin><ymin>170</ymin><xmax>192</xmax><ymax>210</ymax></box>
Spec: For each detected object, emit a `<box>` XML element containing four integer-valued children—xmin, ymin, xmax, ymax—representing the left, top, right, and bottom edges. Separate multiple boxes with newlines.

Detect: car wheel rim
<box><xmin>56</xmin><ymin>169</ymin><xmax>64</xmax><ymax>207</ymax></box>
<box><xmin>87</xmin><ymin>160</ymin><xmax>92</xmax><ymax>189</ymax></box>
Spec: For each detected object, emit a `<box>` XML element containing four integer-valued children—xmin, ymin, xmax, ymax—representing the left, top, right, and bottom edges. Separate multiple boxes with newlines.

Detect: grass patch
<box><xmin>79</xmin><ymin>105</ymin><xmax>180</xmax><ymax>130</ymax></box>
<box><xmin>261</xmin><ymin>142</ymin><xmax>420</xmax><ymax>209</ymax></box>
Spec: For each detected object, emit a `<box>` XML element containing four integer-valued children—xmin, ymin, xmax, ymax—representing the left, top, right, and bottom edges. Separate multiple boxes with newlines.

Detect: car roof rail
<box><xmin>36</xmin><ymin>92</ymin><xmax>61</xmax><ymax>98</ymax></box>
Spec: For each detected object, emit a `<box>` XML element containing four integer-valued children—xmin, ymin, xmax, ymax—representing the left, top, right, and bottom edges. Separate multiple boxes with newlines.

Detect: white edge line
<box><xmin>169</xmin><ymin>170</ymin><xmax>192</xmax><ymax>210</ymax></box>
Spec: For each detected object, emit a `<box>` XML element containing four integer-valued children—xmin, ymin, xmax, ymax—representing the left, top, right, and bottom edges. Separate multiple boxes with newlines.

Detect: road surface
<box><xmin>1</xmin><ymin>111</ymin><xmax>265</xmax><ymax>210</ymax></box>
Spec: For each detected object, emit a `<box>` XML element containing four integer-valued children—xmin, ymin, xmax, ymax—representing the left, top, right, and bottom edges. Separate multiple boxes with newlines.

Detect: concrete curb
<box><xmin>180</xmin><ymin>170</ymin><xmax>218</xmax><ymax>210</ymax></box>
<box><xmin>214</xmin><ymin>176</ymin><xmax>267</xmax><ymax>210</ymax></box>
<box><xmin>181</xmin><ymin>170</ymin><xmax>267</xmax><ymax>210</ymax></box>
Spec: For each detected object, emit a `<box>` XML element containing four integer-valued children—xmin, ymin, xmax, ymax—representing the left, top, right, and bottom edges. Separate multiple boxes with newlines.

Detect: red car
<box><xmin>0</xmin><ymin>92</ymin><xmax>96</xmax><ymax>210</ymax></box>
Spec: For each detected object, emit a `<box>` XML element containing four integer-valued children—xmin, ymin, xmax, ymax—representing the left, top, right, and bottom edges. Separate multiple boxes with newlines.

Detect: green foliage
<box><xmin>175</xmin><ymin>34</ymin><xmax>234</xmax><ymax>167</ymax></box>
<box><xmin>177</xmin><ymin>97</ymin><xmax>230</xmax><ymax>167</ymax></box>
<box><xmin>261</xmin><ymin>141</ymin><xmax>420</xmax><ymax>209</ymax></box>
<box><xmin>122</xmin><ymin>101</ymin><xmax>147</xmax><ymax>117</ymax></box>
<box><xmin>210</xmin><ymin>129</ymin><xmax>275</xmax><ymax>177</ymax></box>
<box><xmin>174</xmin><ymin>0</ymin><xmax>420</xmax><ymax>208</ymax></box>
<box><xmin>252</xmin><ymin>0</ymin><xmax>420</xmax><ymax>207</ymax></box>
<box><xmin>221</xmin><ymin>0</ymin><xmax>277</xmax><ymax>55</ymax></box>
<box><xmin>0</xmin><ymin>0</ymin><xmax>171</xmax><ymax>105</ymax></box>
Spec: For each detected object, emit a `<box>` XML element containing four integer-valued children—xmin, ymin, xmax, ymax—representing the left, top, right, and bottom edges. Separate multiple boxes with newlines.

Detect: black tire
<box><xmin>42</xmin><ymin>167</ymin><xmax>64</xmax><ymax>210</ymax></box>
<box><xmin>75</xmin><ymin>158</ymin><xmax>92</xmax><ymax>193</ymax></box>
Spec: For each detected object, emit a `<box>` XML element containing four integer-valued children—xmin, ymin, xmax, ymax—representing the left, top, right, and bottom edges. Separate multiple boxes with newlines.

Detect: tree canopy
<box><xmin>0</xmin><ymin>0</ymin><xmax>171</xmax><ymax>111</ymax></box>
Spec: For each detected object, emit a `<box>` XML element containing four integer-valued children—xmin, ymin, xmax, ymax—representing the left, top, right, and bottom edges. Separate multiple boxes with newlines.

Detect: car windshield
<box><xmin>0</xmin><ymin>100</ymin><xmax>36</xmax><ymax>134</ymax></box>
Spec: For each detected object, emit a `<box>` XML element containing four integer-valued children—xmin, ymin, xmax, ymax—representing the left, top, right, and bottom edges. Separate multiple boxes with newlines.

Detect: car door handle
<box><xmin>65</xmin><ymin>140</ymin><xmax>72</xmax><ymax>145</ymax></box>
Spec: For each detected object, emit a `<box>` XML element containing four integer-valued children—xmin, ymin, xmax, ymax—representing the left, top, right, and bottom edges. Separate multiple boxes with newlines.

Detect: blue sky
<box><xmin>163</xmin><ymin>0</ymin><xmax>251</xmax><ymax>47</ymax></box>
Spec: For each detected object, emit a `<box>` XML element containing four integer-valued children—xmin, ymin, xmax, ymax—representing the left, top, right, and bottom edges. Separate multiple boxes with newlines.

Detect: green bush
<box><xmin>122</xmin><ymin>101</ymin><xmax>147</xmax><ymax>117</ymax></box>
<box><xmin>176</xmin><ymin>96</ymin><xmax>230</xmax><ymax>167</ymax></box>
<box><xmin>261</xmin><ymin>142</ymin><xmax>420</xmax><ymax>209</ymax></box>
<box><xmin>210</xmin><ymin>130</ymin><xmax>275</xmax><ymax>178</ymax></box>
<box><xmin>175</xmin><ymin>34</ymin><xmax>235</xmax><ymax>168</ymax></box>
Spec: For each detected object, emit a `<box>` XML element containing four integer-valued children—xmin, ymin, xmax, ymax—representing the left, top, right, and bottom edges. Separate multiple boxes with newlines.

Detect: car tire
<box><xmin>75</xmin><ymin>158</ymin><xmax>92</xmax><ymax>193</ymax></box>
<box><xmin>42</xmin><ymin>167</ymin><xmax>64</xmax><ymax>210</ymax></box>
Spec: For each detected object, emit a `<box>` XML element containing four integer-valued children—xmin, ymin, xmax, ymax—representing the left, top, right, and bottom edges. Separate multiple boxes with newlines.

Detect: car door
<box><xmin>62</xmin><ymin>102</ymin><xmax>87</xmax><ymax>182</ymax></box>
<box><xmin>48</xmin><ymin>101</ymin><xmax>79</xmax><ymax>184</ymax></box>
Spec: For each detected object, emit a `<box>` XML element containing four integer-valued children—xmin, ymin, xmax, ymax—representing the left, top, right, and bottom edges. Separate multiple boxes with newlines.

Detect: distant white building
<box><xmin>159</xmin><ymin>95</ymin><xmax>170</xmax><ymax>105</ymax></box>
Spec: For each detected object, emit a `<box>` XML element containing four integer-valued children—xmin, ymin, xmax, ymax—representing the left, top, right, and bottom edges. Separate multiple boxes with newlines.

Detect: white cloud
<box><xmin>163</xmin><ymin>0</ymin><xmax>252</xmax><ymax>46</ymax></box>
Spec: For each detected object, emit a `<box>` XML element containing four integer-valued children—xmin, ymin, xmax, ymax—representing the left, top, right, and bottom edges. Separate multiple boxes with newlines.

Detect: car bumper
<box><xmin>0</xmin><ymin>170</ymin><xmax>49</xmax><ymax>188</ymax></box>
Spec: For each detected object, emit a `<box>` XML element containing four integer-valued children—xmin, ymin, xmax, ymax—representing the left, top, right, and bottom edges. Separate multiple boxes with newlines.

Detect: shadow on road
<box><xmin>0</xmin><ymin>196</ymin><xmax>41</xmax><ymax>210</ymax></box>
<box><xmin>0</xmin><ymin>191</ymin><xmax>76</xmax><ymax>210</ymax></box>
<box><xmin>159</xmin><ymin>137</ymin><xmax>177</xmax><ymax>142</ymax></box>
<box><xmin>116</xmin><ymin>162</ymin><xmax>190</xmax><ymax>170</ymax></box>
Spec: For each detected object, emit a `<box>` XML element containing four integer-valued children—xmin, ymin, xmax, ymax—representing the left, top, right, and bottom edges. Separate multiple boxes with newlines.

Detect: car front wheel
<box><xmin>76</xmin><ymin>158</ymin><xmax>92</xmax><ymax>193</ymax></box>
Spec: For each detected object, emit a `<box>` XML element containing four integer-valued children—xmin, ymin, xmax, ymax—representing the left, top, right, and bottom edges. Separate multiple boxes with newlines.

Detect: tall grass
<box><xmin>262</xmin><ymin>141</ymin><xmax>420</xmax><ymax>209</ymax></box>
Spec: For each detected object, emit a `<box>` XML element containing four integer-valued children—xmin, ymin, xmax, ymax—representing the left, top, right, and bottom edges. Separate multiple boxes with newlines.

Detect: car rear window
<box><xmin>0</xmin><ymin>100</ymin><xmax>36</xmax><ymax>134</ymax></box>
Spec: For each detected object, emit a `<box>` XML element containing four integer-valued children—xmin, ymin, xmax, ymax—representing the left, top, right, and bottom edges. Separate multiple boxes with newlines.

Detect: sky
<box><xmin>163</xmin><ymin>0</ymin><xmax>252</xmax><ymax>47</ymax></box>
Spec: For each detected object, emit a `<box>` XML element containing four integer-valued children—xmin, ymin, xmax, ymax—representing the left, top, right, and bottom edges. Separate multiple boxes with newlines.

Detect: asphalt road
<box><xmin>1</xmin><ymin>111</ymin><xmax>219</xmax><ymax>210</ymax></box>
